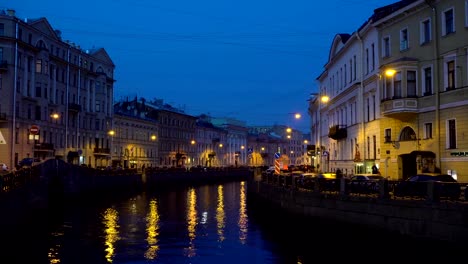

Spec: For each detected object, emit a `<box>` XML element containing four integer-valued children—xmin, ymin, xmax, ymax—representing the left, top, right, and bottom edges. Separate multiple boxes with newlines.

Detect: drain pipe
<box><xmin>11</xmin><ymin>19</ymin><xmax>18</xmax><ymax>170</ymax></box>
<box><xmin>356</xmin><ymin>31</ymin><xmax>365</xmax><ymax>168</ymax></box>
<box><xmin>425</xmin><ymin>0</ymin><xmax>441</xmax><ymax>169</ymax></box>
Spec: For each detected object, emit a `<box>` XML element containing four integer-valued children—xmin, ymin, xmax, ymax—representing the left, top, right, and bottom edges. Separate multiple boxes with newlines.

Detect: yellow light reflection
<box><xmin>48</xmin><ymin>239</ymin><xmax>61</xmax><ymax>263</ymax></box>
<box><xmin>216</xmin><ymin>185</ymin><xmax>225</xmax><ymax>242</ymax></box>
<box><xmin>102</xmin><ymin>208</ymin><xmax>120</xmax><ymax>263</ymax></box>
<box><xmin>145</xmin><ymin>199</ymin><xmax>160</xmax><ymax>260</ymax></box>
<box><xmin>238</xmin><ymin>181</ymin><xmax>248</xmax><ymax>243</ymax></box>
<box><xmin>185</xmin><ymin>188</ymin><xmax>197</xmax><ymax>257</ymax></box>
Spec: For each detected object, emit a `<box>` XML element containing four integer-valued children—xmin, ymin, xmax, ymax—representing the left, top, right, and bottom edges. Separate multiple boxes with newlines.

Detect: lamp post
<box><xmin>310</xmin><ymin>93</ymin><xmax>329</xmax><ymax>172</ymax></box>
<box><xmin>108</xmin><ymin>130</ymin><xmax>115</xmax><ymax>167</ymax></box>
<box><xmin>190</xmin><ymin>139</ymin><xmax>196</xmax><ymax>166</ymax></box>
<box><xmin>151</xmin><ymin>134</ymin><xmax>157</xmax><ymax>167</ymax></box>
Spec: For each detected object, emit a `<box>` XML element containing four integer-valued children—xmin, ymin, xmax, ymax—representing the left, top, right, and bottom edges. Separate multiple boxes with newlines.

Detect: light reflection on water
<box><xmin>102</xmin><ymin>208</ymin><xmax>120</xmax><ymax>263</ymax></box>
<box><xmin>3</xmin><ymin>180</ymin><xmax>465</xmax><ymax>264</ymax></box>
<box><xmin>144</xmin><ymin>199</ymin><xmax>160</xmax><ymax>260</ymax></box>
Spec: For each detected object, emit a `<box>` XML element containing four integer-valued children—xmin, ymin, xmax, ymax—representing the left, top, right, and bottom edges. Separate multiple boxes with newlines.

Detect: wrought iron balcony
<box><xmin>93</xmin><ymin>148</ymin><xmax>110</xmax><ymax>155</ymax></box>
<box><xmin>68</xmin><ymin>103</ymin><xmax>82</xmax><ymax>112</ymax></box>
<box><xmin>34</xmin><ymin>143</ymin><xmax>54</xmax><ymax>151</ymax></box>
<box><xmin>328</xmin><ymin>125</ymin><xmax>347</xmax><ymax>140</ymax></box>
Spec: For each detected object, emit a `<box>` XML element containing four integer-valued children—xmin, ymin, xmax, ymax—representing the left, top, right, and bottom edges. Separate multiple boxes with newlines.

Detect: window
<box><xmin>344</xmin><ymin>64</ymin><xmax>347</xmax><ymax>84</ymax></box>
<box><xmin>400</xmin><ymin>28</ymin><xmax>408</xmax><ymax>50</ymax></box>
<box><xmin>442</xmin><ymin>8</ymin><xmax>455</xmax><ymax>36</ymax></box>
<box><xmin>385</xmin><ymin>75</ymin><xmax>392</xmax><ymax>100</ymax></box>
<box><xmin>394</xmin><ymin>71</ymin><xmax>402</xmax><ymax>98</ymax></box>
<box><xmin>0</xmin><ymin>23</ymin><xmax>4</xmax><ymax>36</ymax></box>
<box><xmin>366</xmin><ymin>97</ymin><xmax>370</xmax><ymax>122</ymax></box>
<box><xmin>447</xmin><ymin>119</ymin><xmax>456</xmax><ymax>149</ymax></box>
<box><xmin>372</xmin><ymin>95</ymin><xmax>376</xmax><ymax>120</ymax></box>
<box><xmin>420</xmin><ymin>19</ymin><xmax>431</xmax><ymax>44</ymax></box>
<box><xmin>0</xmin><ymin>74</ymin><xmax>2</xmax><ymax>90</ymax></box>
<box><xmin>383</xmin><ymin>36</ymin><xmax>390</xmax><ymax>57</ymax></box>
<box><xmin>385</xmin><ymin>129</ymin><xmax>392</xmax><ymax>143</ymax></box>
<box><xmin>423</xmin><ymin>67</ymin><xmax>432</xmax><ymax>95</ymax></box>
<box><xmin>407</xmin><ymin>70</ymin><xmax>416</xmax><ymax>97</ymax></box>
<box><xmin>35</xmin><ymin>105</ymin><xmax>41</xmax><ymax>120</ymax></box>
<box><xmin>466</xmin><ymin>1</ymin><xmax>468</xmax><ymax>27</ymax></box>
<box><xmin>424</xmin><ymin>123</ymin><xmax>432</xmax><ymax>139</ymax></box>
<box><xmin>95</xmin><ymin>100</ymin><xmax>100</xmax><ymax>112</ymax></box>
<box><xmin>366</xmin><ymin>48</ymin><xmax>369</xmax><ymax>74</ymax></box>
<box><xmin>373</xmin><ymin>135</ymin><xmax>376</xmax><ymax>160</ymax></box>
<box><xmin>446</xmin><ymin>60</ymin><xmax>455</xmax><ymax>90</ymax></box>
<box><xmin>0</xmin><ymin>47</ymin><xmax>3</xmax><ymax>62</ymax></box>
<box><xmin>371</xmin><ymin>43</ymin><xmax>375</xmax><ymax>71</ymax></box>
<box><xmin>353</xmin><ymin>55</ymin><xmax>357</xmax><ymax>80</ymax></box>
<box><xmin>35</xmin><ymin>82</ymin><xmax>41</xmax><ymax>97</ymax></box>
<box><xmin>35</xmin><ymin>59</ymin><xmax>42</xmax><ymax>73</ymax></box>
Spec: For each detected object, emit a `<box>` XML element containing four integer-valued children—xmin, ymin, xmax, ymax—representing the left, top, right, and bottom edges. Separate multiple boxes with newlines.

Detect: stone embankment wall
<box><xmin>248</xmin><ymin>180</ymin><xmax>468</xmax><ymax>243</ymax></box>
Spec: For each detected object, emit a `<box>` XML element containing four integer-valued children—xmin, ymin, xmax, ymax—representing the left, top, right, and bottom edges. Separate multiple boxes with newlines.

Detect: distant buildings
<box><xmin>311</xmin><ymin>0</ymin><xmax>468</xmax><ymax>181</ymax></box>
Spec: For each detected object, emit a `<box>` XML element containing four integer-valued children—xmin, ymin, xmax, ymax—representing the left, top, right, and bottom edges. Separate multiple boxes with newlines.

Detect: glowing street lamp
<box><xmin>385</xmin><ymin>69</ymin><xmax>396</xmax><ymax>77</ymax></box>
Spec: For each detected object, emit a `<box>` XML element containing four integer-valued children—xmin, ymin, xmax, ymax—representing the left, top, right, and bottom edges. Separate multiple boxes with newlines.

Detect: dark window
<box><xmin>35</xmin><ymin>105</ymin><xmax>41</xmax><ymax>120</ymax></box>
<box><xmin>422</xmin><ymin>20</ymin><xmax>431</xmax><ymax>43</ymax></box>
<box><xmin>35</xmin><ymin>82</ymin><xmax>41</xmax><ymax>97</ymax></box>
<box><xmin>424</xmin><ymin>67</ymin><xmax>432</xmax><ymax>95</ymax></box>
<box><xmin>407</xmin><ymin>70</ymin><xmax>416</xmax><ymax>97</ymax></box>
<box><xmin>444</xmin><ymin>9</ymin><xmax>454</xmax><ymax>34</ymax></box>
<box><xmin>447</xmin><ymin>61</ymin><xmax>455</xmax><ymax>90</ymax></box>
<box><xmin>448</xmin><ymin>119</ymin><xmax>456</xmax><ymax>149</ymax></box>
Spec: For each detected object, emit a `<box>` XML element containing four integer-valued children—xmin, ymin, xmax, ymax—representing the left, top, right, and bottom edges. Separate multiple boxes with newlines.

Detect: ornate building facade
<box><xmin>0</xmin><ymin>10</ymin><xmax>115</xmax><ymax>168</ymax></box>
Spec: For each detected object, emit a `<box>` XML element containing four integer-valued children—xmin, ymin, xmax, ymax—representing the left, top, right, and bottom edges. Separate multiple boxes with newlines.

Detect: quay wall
<box><xmin>248</xmin><ymin>180</ymin><xmax>468</xmax><ymax>243</ymax></box>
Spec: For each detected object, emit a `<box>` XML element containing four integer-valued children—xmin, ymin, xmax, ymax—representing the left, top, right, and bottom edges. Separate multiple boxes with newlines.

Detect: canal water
<box><xmin>2</xmin><ymin>180</ymin><xmax>465</xmax><ymax>263</ymax></box>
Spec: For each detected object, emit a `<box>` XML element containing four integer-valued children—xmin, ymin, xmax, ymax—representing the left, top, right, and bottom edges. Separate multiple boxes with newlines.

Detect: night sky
<box><xmin>3</xmin><ymin>0</ymin><xmax>397</xmax><ymax>131</ymax></box>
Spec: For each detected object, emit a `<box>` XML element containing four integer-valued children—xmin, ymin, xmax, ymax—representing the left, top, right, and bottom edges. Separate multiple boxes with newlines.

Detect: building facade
<box><xmin>314</xmin><ymin>19</ymin><xmax>381</xmax><ymax>176</ymax></box>
<box><xmin>311</xmin><ymin>0</ymin><xmax>468</xmax><ymax>181</ymax></box>
<box><xmin>374</xmin><ymin>0</ymin><xmax>468</xmax><ymax>181</ymax></box>
<box><xmin>0</xmin><ymin>10</ymin><xmax>115</xmax><ymax>169</ymax></box>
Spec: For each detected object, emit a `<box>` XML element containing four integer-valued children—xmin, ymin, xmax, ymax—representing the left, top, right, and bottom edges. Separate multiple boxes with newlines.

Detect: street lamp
<box><xmin>310</xmin><ymin>92</ymin><xmax>329</xmax><ymax>172</ymax></box>
<box><xmin>108</xmin><ymin>130</ymin><xmax>115</xmax><ymax>167</ymax></box>
<box><xmin>151</xmin><ymin>134</ymin><xmax>157</xmax><ymax>166</ymax></box>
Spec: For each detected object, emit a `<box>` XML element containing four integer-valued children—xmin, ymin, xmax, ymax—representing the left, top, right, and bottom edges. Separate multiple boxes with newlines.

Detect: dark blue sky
<box><xmin>4</xmin><ymin>0</ymin><xmax>396</xmax><ymax>131</ymax></box>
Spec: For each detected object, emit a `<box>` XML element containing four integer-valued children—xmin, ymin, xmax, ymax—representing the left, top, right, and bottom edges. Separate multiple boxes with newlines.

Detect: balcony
<box><xmin>34</xmin><ymin>143</ymin><xmax>54</xmax><ymax>152</ymax></box>
<box><xmin>68</xmin><ymin>103</ymin><xmax>82</xmax><ymax>112</ymax></box>
<box><xmin>0</xmin><ymin>60</ymin><xmax>7</xmax><ymax>71</ymax></box>
<box><xmin>328</xmin><ymin>125</ymin><xmax>347</xmax><ymax>140</ymax></box>
<box><xmin>93</xmin><ymin>148</ymin><xmax>110</xmax><ymax>156</ymax></box>
<box><xmin>381</xmin><ymin>97</ymin><xmax>418</xmax><ymax>116</ymax></box>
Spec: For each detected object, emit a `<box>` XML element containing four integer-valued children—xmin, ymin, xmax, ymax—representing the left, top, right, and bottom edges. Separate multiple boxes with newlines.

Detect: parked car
<box><xmin>18</xmin><ymin>157</ymin><xmax>40</xmax><ymax>168</ymax></box>
<box><xmin>349</xmin><ymin>174</ymin><xmax>384</xmax><ymax>181</ymax></box>
<box><xmin>393</xmin><ymin>173</ymin><xmax>461</xmax><ymax>200</ymax></box>
<box><xmin>349</xmin><ymin>174</ymin><xmax>384</xmax><ymax>194</ymax></box>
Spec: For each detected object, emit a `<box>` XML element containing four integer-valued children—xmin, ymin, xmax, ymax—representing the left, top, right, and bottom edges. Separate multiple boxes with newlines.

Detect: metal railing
<box><xmin>261</xmin><ymin>172</ymin><xmax>468</xmax><ymax>202</ymax></box>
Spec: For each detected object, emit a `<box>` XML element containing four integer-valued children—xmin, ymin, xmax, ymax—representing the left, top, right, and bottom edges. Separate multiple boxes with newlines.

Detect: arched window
<box><xmin>399</xmin><ymin>126</ymin><xmax>416</xmax><ymax>141</ymax></box>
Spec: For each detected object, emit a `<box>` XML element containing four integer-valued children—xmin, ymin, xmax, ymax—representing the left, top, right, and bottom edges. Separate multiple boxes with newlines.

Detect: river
<box><xmin>1</xmin><ymin>180</ymin><xmax>464</xmax><ymax>263</ymax></box>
